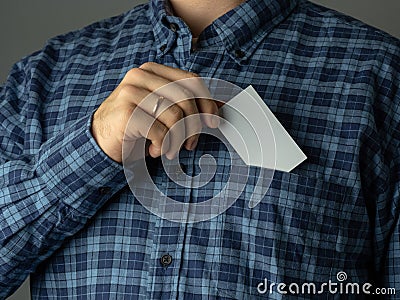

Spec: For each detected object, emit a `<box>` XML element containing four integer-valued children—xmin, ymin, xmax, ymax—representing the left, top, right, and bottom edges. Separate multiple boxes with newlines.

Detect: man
<box><xmin>1</xmin><ymin>0</ymin><xmax>399</xmax><ymax>298</ymax></box>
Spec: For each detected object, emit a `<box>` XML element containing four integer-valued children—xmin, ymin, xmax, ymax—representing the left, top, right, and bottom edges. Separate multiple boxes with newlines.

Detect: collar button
<box><xmin>169</xmin><ymin>23</ymin><xmax>178</xmax><ymax>32</ymax></box>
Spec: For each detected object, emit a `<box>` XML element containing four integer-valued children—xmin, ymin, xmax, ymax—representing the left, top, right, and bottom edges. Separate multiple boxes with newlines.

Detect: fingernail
<box><xmin>189</xmin><ymin>139</ymin><xmax>198</xmax><ymax>150</ymax></box>
<box><xmin>206</xmin><ymin>115</ymin><xmax>214</xmax><ymax>128</ymax></box>
<box><xmin>167</xmin><ymin>152</ymin><xmax>177</xmax><ymax>160</ymax></box>
<box><xmin>185</xmin><ymin>141</ymin><xmax>192</xmax><ymax>151</ymax></box>
<box><xmin>211</xmin><ymin>115</ymin><xmax>220</xmax><ymax>128</ymax></box>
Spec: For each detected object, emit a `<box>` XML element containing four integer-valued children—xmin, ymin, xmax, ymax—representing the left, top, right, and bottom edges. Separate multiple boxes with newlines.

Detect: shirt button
<box><xmin>235</xmin><ymin>49</ymin><xmax>245</xmax><ymax>59</ymax></box>
<box><xmin>160</xmin><ymin>44</ymin><xmax>167</xmax><ymax>52</ymax></box>
<box><xmin>160</xmin><ymin>254</ymin><xmax>173</xmax><ymax>267</ymax></box>
<box><xmin>169</xmin><ymin>23</ymin><xmax>178</xmax><ymax>32</ymax></box>
<box><xmin>98</xmin><ymin>187</ymin><xmax>111</xmax><ymax>195</ymax></box>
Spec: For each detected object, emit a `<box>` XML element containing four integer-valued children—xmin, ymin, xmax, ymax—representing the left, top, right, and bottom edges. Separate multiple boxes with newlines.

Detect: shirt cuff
<box><xmin>36</xmin><ymin>113</ymin><xmax>127</xmax><ymax>217</ymax></box>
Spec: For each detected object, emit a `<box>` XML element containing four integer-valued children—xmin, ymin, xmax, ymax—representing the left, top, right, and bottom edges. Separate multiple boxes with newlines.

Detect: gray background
<box><xmin>2</xmin><ymin>0</ymin><xmax>399</xmax><ymax>299</ymax></box>
<box><xmin>1</xmin><ymin>0</ymin><xmax>400</xmax><ymax>83</ymax></box>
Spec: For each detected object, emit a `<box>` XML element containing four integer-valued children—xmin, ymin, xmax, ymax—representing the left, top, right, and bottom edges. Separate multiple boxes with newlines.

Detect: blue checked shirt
<box><xmin>1</xmin><ymin>0</ymin><xmax>400</xmax><ymax>298</ymax></box>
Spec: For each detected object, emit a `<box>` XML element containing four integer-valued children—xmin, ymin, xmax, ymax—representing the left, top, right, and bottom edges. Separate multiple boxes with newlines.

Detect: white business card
<box><xmin>218</xmin><ymin>85</ymin><xmax>307</xmax><ymax>172</ymax></box>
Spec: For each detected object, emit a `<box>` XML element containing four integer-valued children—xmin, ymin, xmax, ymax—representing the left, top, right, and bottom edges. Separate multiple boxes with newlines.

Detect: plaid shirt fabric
<box><xmin>1</xmin><ymin>0</ymin><xmax>400</xmax><ymax>298</ymax></box>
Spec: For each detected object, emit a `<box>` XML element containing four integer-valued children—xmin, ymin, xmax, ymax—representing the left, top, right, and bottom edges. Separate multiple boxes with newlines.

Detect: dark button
<box><xmin>169</xmin><ymin>23</ymin><xmax>178</xmax><ymax>32</ymax></box>
<box><xmin>98</xmin><ymin>187</ymin><xmax>111</xmax><ymax>195</ymax></box>
<box><xmin>160</xmin><ymin>44</ymin><xmax>167</xmax><ymax>52</ymax></box>
<box><xmin>235</xmin><ymin>49</ymin><xmax>245</xmax><ymax>59</ymax></box>
<box><xmin>160</xmin><ymin>254</ymin><xmax>173</xmax><ymax>267</ymax></box>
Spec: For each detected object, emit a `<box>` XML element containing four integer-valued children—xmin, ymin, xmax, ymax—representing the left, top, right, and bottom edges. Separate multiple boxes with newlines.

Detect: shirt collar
<box><xmin>148</xmin><ymin>0</ymin><xmax>299</xmax><ymax>63</ymax></box>
<box><xmin>148</xmin><ymin>0</ymin><xmax>175</xmax><ymax>57</ymax></box>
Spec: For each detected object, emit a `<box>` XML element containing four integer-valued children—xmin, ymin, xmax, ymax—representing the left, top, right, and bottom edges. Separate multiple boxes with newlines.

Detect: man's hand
<box><xmin>91</xmin><ymin>62</ymin><xmax>219</xmax><ymax>163</ymax></box>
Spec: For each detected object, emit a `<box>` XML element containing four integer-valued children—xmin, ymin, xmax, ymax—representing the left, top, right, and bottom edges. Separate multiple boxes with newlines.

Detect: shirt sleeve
<box><xmin>0</xmin><ymin>57</ymin><xmax>127</xmax><ymax>298</ymax></box>
<box><xmin>362</xmin><ymin>43</ymin><xmax>400</xmax><ymax>294</ymax></box>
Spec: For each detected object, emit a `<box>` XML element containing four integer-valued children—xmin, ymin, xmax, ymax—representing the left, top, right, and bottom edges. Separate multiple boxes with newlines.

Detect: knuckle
<box><xmin>126</xmin><ymin>67</ymin><xmax>144</xmax><ymax>79</ymax></box>
<box><xmin>187</xmin><ymin>71</ymin><xmax>199</xmax><ymax>78</ymax></box>
<box><xmin>180</xmin><ymin>87</ymin><xmax>195</xmax><ymax>100</ymax></box>
<box><xmin>184</xmin><ymin>78</ymin><xmax>208</xmax><ymax>98</ymax></box>
<box><xmin>187</xmin><ymin>75</ymin><xmax>203</xmax><ymax>88</ymax></box>
<box><xmin>188</xmin><ymin>101</ymin><xmax>200</xmax><ymax>115</ymax></box>
<box><xmin>198</xmin><ymin>98</ymin><xmax>216</xmax><ymax>111</ymax></box>
<box><xmin>182</xmin><ymin>99</ymin><xmax>199</xmax><ymax>116</ymax></box>
<box><xmin>118</xmin><ymin>84</ymin><xmax>138</xmax><ymax>98</ymax></box>
<box><xmin>139</xmin><ymin>62</ymin><xmax>155</xmax><ymax>70</ymax></box>
<box><xmin>156</xmin><ymin>122</ymin><xmax>168</xmax><ymax>137</ymax></box>
<box><xmin>169</xmin><ymin>104</ymin><xmax>184</xmax><ymax>120</ymax></box>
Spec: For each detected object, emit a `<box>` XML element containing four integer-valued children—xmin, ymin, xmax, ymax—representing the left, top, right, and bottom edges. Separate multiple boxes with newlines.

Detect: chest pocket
<box><xmin>210</xmin><ymin>170</ymin><xmax>369</xmax><ymax>299</ymax></box>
